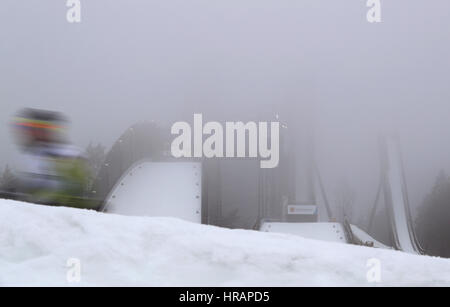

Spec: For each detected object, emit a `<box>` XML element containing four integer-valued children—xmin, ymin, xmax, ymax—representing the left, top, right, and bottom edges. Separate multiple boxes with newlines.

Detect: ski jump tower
<box><xmin>92</xmin><ymin>120</ymin><xmax>422</xmax><ymax>253</ymax></box>
<box><xmin>93</xmin><ymin>120</ymin><xmax>295</xmax><ymax>228</ymax></box>
<box><xmin>367</xmin><ymin>135</ymin><xmax>423</xmax><ymax>254</ymax></box>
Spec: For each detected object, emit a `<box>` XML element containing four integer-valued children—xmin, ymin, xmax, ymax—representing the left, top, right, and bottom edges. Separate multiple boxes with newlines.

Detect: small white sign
<box><xmin>287</xmin><ymin>204</ymin><xmax>317</xmax><ymax>215</ymax></box>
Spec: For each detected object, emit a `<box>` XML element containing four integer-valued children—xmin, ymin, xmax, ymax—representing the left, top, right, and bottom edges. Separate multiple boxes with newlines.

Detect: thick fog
<box><xmin>1</xmin><ymin>0</ymin><xmax>450</xmax><ymax>222</ymax></box>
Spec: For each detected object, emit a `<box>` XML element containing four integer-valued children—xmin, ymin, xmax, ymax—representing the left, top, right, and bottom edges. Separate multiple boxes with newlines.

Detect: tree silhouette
<box><xmin>416</xmin><ymin>170</ymin><xmax>450</xmax><ymax>257</ymax></box>
<box><xmin>0</xmin><ymin>165</ymin><xmax>18</xmax><ymax>192</ymax></box>
<box><xmin>85</xmin><ymin>142</ymin><xmax>106</xmax><ymax>191</ymax></box>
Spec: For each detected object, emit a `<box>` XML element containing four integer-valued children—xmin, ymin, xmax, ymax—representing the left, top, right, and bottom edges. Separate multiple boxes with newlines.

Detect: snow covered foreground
<box><xmin>1</xmin><ymin>200</ymin><xmax>450</xmax><ymax>287</ymax></box>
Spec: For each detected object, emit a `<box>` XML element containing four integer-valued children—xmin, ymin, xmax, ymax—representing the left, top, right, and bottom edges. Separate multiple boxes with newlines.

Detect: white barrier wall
<box><xmin>260</xmin><ymin>222</ymin><xmax>348</xmax><ymax>244</ymax></box>
<box><xmin>103</xmin><ymin>161</ymin><xmax>202</xmax><ymax>223</ymax></box>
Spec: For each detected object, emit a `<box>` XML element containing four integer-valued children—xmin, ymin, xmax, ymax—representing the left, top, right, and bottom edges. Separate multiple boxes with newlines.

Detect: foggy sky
<box><xmin>1</xmin><ymin>0</ymin><xmax>450</xmax><ymax>221</ymax></box>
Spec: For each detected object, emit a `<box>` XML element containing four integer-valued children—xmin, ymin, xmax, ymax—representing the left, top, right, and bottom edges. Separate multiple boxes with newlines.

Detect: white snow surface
<box><xmin>1</xmin><ymin>200</ymin><xmax>450</xmax><ymax>286</ymax></box>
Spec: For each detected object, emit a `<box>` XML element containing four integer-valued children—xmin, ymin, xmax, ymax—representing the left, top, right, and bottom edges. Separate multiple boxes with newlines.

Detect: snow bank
<box><xmin>0</xmin><ymin>200</ymin><xmax>449</xmax><ymax>286</ymax></box>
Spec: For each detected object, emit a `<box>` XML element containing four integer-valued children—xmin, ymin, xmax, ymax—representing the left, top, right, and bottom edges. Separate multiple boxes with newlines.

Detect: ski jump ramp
<box><xmin>260</xmin><ymin>136</ymin><xmax>423</xmax><ymax>253</ymax></box>
<box><xmin>93</xmin><ymin>123</ymin><xmax>420</xmax><ymax>253</ymax></box>
<box><xmin>102</xmin><ymin>161</ymin><xmax>202</xmax><ymax>223</ymax></box>
<box><xmin>381</xmin><ymin>137</ymin><xmax>422</xmax><ymax>254</ymax></box>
